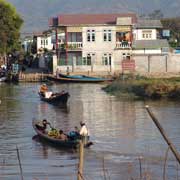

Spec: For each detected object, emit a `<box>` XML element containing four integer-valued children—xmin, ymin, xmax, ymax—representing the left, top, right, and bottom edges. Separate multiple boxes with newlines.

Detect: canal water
<box><xmin>0</xmin><ymin>82</ymin><xmax>180</xmax><ymax>180</ymax></box>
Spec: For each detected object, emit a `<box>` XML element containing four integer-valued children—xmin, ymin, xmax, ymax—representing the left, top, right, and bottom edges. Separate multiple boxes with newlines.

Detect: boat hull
<box><xmin>32</xmin><ymin>120</ymin><xmax>79</xmax><ymax>148</ymax></box>
<box><xmin>39</xmin><ymin>91</ymin><xmax>69</xmax><ymax>104</ymax></box>
<box><xmin>47</xmin><ymin>74</ymin><xmax>112</xmax><ymax>83</ymax></box>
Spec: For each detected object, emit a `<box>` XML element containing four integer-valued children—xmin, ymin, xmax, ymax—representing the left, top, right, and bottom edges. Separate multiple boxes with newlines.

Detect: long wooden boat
<box><xmin>38</xmin><ymin>91</ymin><xmax>69</xmax><ymax>104</ymax></box>
<box><xmin>32</xmin><ymin>120</ymin><xmax>80</xmax><ymax>148</ymax></box>
<box><xmin>47</xmin><ymin>74</ymin><xmax>112</xmax><ymax>83</ymax></box>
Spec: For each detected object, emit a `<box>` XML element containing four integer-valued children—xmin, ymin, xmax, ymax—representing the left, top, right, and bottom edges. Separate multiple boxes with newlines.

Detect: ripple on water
<box><xmin>0</xmin><ymin>83</ymin><xmax>179</xmax><ymax>179</ymax></box>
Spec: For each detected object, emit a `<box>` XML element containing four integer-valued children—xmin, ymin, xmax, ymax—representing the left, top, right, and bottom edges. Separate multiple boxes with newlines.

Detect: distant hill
<box><xmin>6</xmin><ymin>0</ymin><xmax>180</xmax><ymax>33</ymax></box>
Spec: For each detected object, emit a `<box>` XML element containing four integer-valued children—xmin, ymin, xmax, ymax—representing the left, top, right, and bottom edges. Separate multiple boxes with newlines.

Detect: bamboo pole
<box><xmin>16</xmin><ymin>145</ymin><xmax>24</xmax><ymax>180</ymax></box>
<box><xmin>145</xmin><ymin>105</ymin><xmax>180</xmax><ymax>165</ymax></box>
<box><xmin>78</xmin><ymin>140</ymin><xmax>84</xmax><ymax>180</ymax></box>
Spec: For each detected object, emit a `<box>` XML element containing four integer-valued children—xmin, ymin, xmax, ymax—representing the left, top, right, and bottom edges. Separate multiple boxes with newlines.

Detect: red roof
<box><xmin>50</xmin><ymin>13</ymin><xmax>137</xmax><ymax>26</ymax></box>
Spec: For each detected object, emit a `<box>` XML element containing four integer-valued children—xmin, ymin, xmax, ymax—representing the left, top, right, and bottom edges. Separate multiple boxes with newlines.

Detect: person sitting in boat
<box><xmin>68</xmin><ymin>126</ymin><xmax>80</xmax><ymax>140</ymax></box>
<box><xmin>39</xmin><ymin>84</ymin><xmax>53</xmax><ymax>98</ymax></box>
<box><xmin>48</xmin><ymin>128</ymin><xmax>59</xmax><ymax>138</ymax></box>
<box><xmin>36</xmin><ymin>119</ymin><xmax>52</xmax><ymax>133</ymax></box>
<box><xmin>58</xmin><ymin>130</ymin><xmax>68</xmax><ymax>141</ymax></box>
<box><xmin>39</xmin><ymin>84</ymin><xmax>48</xmax><ymax>96</ymax></box>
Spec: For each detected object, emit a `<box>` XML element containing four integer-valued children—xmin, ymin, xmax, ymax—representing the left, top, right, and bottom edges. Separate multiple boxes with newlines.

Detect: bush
<box><xmin>103</xmin><ymin>77</ymin><xmax>180</xmax><ymax>100</ymax></box>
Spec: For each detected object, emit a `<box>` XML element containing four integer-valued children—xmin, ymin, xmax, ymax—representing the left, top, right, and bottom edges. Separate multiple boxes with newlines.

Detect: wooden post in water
<box><xmin>16</xmin><ymin>145</ymin><xmax>24</xmax><ymax>180</ymax></box>
<box><xmin>78</xmin><ymin>140</ymin><xmax>84</xmax><ymax>180</ymax></box>
<box><xmin>145</xmin><ymin>105</ymin><xmax>180</xmax><ymax>165</ymax></box>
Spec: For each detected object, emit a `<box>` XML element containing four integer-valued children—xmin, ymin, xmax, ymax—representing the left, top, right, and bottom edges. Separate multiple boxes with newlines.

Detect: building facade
<box><xmin>132</xmin><ymin>19</ymin><xmax>169</xmax><ymax>54</ymax></box>
<box><xmin>49</xmin><ymin>14</ymin><xmax>137</xmax><ymax>73</ymax></box>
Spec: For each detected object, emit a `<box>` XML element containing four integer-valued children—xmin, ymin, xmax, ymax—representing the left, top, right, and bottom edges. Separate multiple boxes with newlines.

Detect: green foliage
<box><xmin>0</xmin><ymin>0</ymin><xmax>23</xmax><ymax>54</ymax></box>
<box><xmin>161</xmin><ymin>17</ymin><xmax>180</xmax><ymax>47</ymax></box>
<box><xmin>104</xmin><ymin>76</ymin><xmax>180</xmax><ymax>100</ymax></box>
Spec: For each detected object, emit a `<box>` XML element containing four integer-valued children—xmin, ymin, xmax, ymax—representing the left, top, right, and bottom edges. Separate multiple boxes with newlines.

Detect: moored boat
<box><xmin>47</xmin><ymin>73</ymin><xmax>112</xmax><ymax>83</ymax></box>
<box><xmin>38</xmin><ymin>91</ymin><xmax>69</xmax><ymax>104</ymax></box>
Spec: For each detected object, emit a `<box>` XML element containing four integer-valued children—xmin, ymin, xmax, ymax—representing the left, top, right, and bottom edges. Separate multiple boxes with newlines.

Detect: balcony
<box><xmin>115</xmin><ymin>41</ymin><xmax>131</xmax><ymax>49</ymax></box>
<box><xmin>58</xmin><ymin>42</ymin><xmax>83</xmax><ymax>51</ymax></box>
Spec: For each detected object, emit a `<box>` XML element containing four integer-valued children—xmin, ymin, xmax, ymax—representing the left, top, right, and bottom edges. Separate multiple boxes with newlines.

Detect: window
<box><xmin>104</xmin><ymin>30</ymin><xmax>107</xmax><ymax>41</ymax></box>
<box><xmin>87</xmin><ymin>30</ymin><xmax>91</xmax><ymax>42</ymax></box>
<box><xmin>87</xmin><ymin>30</ymin><xmax>95</xmax><ymax>42</ymax></box>
<box><xmin>142</xmin><ymin>30</ymin><xmax>152</xmax><ymax>39</ymax></box>
<box><xmin>41</xmin><ymin>39</ymin><xmax>43</xmax><ymax>45</ymax></box>
<box><xmin>87</xmin><ymin>54</ymin><xmax>91</xmax><ymax>65</ymax></box>
<box><xmin>82</xmin><ymin>53</ymin><xmax>95</xmax><ymax>65</ymax></box>
<box><xmin>46</xmin><ymin>39</ymin><xmax>48</xmax><ymax>45</ymax></box>
<box><xmin>92</xmin><ymin>30</ymin><xmax>95</xmax><ymax>42</ymax></box>
<box><xmin>104</xmin><ymin>30</ymin><xmax>112</xmax><ymax>42</ymax></box>
<box><xmin>82</xmin><ymin>56</ymin><xmax>91</xmax><ymax>65</ymax></box>
<box><xmin>108</xmin><ymin>30</ymin><xmax>112</xmax><ymax>41</ymax></box>
<box><xmin>122</xmin><ymin>53</ymin><xmax>131</xmax><ymax>60</ymax></box>
<box><xmin>102</xmin><ymin>54</ymin><xmax>112</xmax><ymax>65</ymax></box>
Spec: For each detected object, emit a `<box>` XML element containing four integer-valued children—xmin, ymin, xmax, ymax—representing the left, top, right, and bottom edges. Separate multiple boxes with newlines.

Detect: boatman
<box><xmin>79</xmin><ymin>121</ymin><xmax>89</xmax><ymax>136</ymax></box>
<box><xmin>79</xmin><ymin>121</ymin><xmax>89</xmax><ymax>144</ymax></box>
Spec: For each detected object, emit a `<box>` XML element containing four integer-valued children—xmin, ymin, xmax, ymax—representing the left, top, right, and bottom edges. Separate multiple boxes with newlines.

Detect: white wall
<box><xmin>133</xmin><ymin>29</ymin><xmax>157</xmax><ymax>40</ymax></box>
<box><xmin>82</xmin><ymin>26</ymin><xmax>116</xmax><ymax>60</ymax></box>
<box><xmin>37</xmin><ymin>36</ymin><xmax>53</xmax><ymax>52</ymax></box>
<box><xmin>133</xmin><ymin>49</ymin><xmax>162</xmax><ymax>54</ymax></box>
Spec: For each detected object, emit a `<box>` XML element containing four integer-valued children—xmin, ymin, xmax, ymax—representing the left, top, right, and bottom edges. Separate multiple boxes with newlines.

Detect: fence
<box><xmin>18</xmin><ymin>73</ymin><xmax>48</xmax><ymax>82</ymax></box>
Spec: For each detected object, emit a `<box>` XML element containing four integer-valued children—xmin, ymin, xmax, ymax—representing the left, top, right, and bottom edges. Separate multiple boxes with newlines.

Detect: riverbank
<box><xmin>103</xmin><ymin>76</ymin><xmax>180</xmax><ymax>100</ymax></box>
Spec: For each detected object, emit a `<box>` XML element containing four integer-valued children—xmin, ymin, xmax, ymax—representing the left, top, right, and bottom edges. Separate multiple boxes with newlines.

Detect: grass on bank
<box><xmin>103</xmin><ymin>75</ymin><xmax>180</xmax><ymax>100</ymax></box>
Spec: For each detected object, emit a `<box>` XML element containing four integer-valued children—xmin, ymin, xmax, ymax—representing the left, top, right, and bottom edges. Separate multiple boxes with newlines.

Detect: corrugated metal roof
<box><xmin>52</xmin><ymin>13</ymin><xmax>137</xmax><ymax>26</ymax></box>
<box><xmin>132</xmin><ymin>39</ymin><xmax>169</xmax><ymax>49</ymax></box>
<box><xmin>135</xmin><ymin>19</ymin><xmax>163</xmax><ymax>29</ymax></box>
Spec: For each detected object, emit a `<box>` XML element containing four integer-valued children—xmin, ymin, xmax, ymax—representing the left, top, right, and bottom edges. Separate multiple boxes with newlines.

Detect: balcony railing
<box><xmin>116</xmin><ymin>41</ymin><xmax>131</xmax><ymax>49</ymax></box>
<box><xmin>58</xmin><ymin>42</ymin><xmax>83</xmax><ymax>51</ymax></box>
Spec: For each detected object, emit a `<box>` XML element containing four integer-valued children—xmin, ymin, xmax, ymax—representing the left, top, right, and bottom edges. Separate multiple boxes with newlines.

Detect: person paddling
<box><xmin>79</xmin><ymin>121</ymin><xmax>89</xmax><ymax>136</ymax></box>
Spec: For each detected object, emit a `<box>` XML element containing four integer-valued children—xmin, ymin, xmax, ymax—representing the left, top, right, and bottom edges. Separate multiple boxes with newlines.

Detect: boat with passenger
<box><xmin>32</xmin><ymin>119</ymin><xmax>92</xmax><ymax>149</ymax></box>
<box><xmin>38</xmin><ymin>84</ymin><xmax>69</xmax><ymax>104</ymax></box>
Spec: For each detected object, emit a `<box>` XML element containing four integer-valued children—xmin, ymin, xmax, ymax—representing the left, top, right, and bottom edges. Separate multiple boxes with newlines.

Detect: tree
<box><xmin>161</xmin><ymin>17</ymin><xmax>180</xmax><ymax>47</ymax></box>
<box><xmin>0</xmin><ymin>0</ymin><xmax>23</xmax><ymax>56</ymax></box>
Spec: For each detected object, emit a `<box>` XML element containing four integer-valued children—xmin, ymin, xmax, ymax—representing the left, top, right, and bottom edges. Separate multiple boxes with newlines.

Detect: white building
<box><xmin>49</xmin><ymin>14</ymin><xmax>137</xmax><ymax>73</ymax></box>
<box><xmin>36</xmin><ymin>34</ymin><xmax>53</xmax><ymax>53</ymax></box>
<box><xmin>132</xmin><ymin>19</ymin><xmax>169</xmax><ymax>54</ymax></box>
<box><xmin>31</xmin><ymin>31</ymin><xmax>54</xmax><ymax>54</ymax></box>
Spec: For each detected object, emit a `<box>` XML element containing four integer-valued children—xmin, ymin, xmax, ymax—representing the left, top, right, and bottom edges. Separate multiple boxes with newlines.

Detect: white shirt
<box><xmin>79</xmin><ymin>125</ymin><xmax>89</xmax><ymax>136</ymax></box>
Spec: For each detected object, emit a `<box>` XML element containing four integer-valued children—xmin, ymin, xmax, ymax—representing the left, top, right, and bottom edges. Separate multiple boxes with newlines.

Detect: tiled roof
<box><xmin>132</xmin><ymin>39</ymin><xmax>169</xmax><ymax>49</ymax></box>
<box><xmin>49</xmin><ymin>13</ymin><xmax>137</xmax><ymax>26</ymax></box>
<box><xmin>135</xmin><ymin>19</ymin><xmax>163</xmax><ymax>29</ymax></box>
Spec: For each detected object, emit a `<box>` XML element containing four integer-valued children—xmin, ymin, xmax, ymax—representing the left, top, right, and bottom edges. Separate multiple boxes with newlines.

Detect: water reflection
<box><xmin>0</xmin><ymin>83</ymin><xmax>180</xmax><ymax>179</ymax></box>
